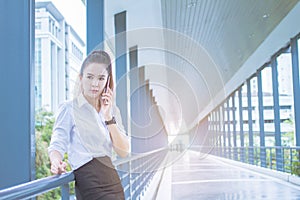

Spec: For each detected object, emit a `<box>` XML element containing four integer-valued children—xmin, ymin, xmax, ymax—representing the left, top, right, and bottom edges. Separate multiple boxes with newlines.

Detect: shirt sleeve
<box><xmin>48</xmin><ymin>102</ymin><xmax>73</xmax><ymax>158</ymax></box>
<box><xmin>113</xmin><ymin>104</ymin><xmax>127</xmax><ymax>135</ymax></box>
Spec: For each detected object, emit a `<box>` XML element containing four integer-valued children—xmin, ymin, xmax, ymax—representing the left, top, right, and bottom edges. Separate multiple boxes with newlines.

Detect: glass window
<box><xmin>249</xmin><ymin>76</ymin><xmax>260</xmax><ymax>146</ymax></box>
<box><xmin>240</xmin><ymin>84</ymin><xmax>249</xmax><ymax>146</ymax></box>
<box><xmin>234</xmin><ymin>90</ymin><xmax>242</xmax><ymax>147</ymax></box>
<box><xmin>35</xmin><ymin>22</ymin><xmax>41</xmax><ymax>30</ymax></box>
<box><xmin>219</xmin><ymin>106</ymin><xmax>225</xmax><ymax>146</ymax></box>
<box><xmin>223</xmin><ymin>103</ymin><xmax>228</xmax><ymax>146</ymax></box>
<box><xmin>261</xmin><ymin>65</ymin><xmax>274</xmax><ymax>146</ymax></box>
<box><xmin>276</xmin><ymin>49</ymin><xmax>295</xmax><ymax>146</ymax></box>
<box><xmin>228</xmin><ymin>96</ymin><xmax>234</xmax><ymax>146</ymax></box>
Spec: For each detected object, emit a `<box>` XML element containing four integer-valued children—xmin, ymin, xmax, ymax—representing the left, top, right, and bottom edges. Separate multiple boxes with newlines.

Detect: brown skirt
<box><xmin>74</xmin><ymin>156</ymin><xmax>125</xmax><ymax>200</ymax></box>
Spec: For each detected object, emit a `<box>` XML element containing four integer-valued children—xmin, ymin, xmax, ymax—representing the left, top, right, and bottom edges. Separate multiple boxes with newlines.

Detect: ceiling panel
<box><xmin>161</xmin><ymin>0</ymin><xmax>298</xmax><ymax>84</ymax></box>
<box><xmin>157</xmin><ymin>0</ymin><xmax>299</xmax><ymax>130</ymax></box>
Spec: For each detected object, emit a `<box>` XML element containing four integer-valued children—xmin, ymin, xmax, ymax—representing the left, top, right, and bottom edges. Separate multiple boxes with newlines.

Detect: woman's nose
<box><xmin>92</xmin><ymin>79</ymin><xmax>99</xmax><ymax>86</ymax></box>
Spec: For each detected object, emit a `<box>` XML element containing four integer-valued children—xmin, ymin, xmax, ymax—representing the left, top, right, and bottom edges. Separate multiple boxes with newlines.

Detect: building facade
<box><xmin>35</xmin><ymin>1</ymin><xmax>85</xmax><ymax>112</ymax></box>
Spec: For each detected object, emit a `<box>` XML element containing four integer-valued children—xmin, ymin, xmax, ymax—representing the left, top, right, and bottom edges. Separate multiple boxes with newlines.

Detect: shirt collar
<box><xmin>77</xmin><ymin>92</ymin><xmax>89</xmax><ymax>108</ymax></box>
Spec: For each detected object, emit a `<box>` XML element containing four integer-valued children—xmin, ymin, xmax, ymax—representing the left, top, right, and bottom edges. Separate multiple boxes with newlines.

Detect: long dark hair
<box><xmin>80</xmin><ymin>50</ymin><xmax>114</xmax><ymax>91</ymax></box>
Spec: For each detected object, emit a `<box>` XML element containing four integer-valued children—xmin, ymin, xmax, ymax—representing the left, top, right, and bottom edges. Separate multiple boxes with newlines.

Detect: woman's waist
<box><xmin>74</xmin><ymin>156</ymin><xmax>117</xmax><ymax>175</ymax></box>
<box><xmin>68</xmin><ymin>150</ymin><xmax>112</xmax><ymax>170</ymax></box>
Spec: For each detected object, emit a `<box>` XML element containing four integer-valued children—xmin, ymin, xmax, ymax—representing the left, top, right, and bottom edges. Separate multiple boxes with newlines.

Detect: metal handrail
<box><xmin>197</xmin><ymin>145</ymin><xmax>300</xmax><ymax>175</ymax></box>
<box><xmin>0</xmin><ymin>147</ymin><xmax>168</xmax><ymax>200</ymax></box>
<box><xmin>113</xmin><ymin>147</ymin><xmax>167</xmax><ymax>166</ymax></box>
<box><xmin>0</xmin><ymin>172</ymin><xmax>74</xmax><ymax>200</ymax></box>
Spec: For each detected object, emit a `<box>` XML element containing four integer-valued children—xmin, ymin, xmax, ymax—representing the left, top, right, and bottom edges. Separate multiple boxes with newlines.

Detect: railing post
<box><xmin>61</xmin><ymin>183</ymin><xmax>70</xmax><ymax>200</ymax></box>
<box><xmin>290</xmin><ymin>148</ymin><xmax>293</xmax><ymax>173</ymax></box>
<box><xmin>126</xmin><ymin>161</ymin><xmax>131</xmax><ymax>199</ymax></box>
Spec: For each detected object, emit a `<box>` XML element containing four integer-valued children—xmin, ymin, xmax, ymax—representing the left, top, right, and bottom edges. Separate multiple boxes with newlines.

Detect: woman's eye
<box><xmin>99</xmin><ymin>77</ymin><xmax>105</xmax><ymax>81</ymax></box>
<box><xmin>87</xmin><ymin>76</ymin><xmax>93</xmax><ymax>79</ymax></box>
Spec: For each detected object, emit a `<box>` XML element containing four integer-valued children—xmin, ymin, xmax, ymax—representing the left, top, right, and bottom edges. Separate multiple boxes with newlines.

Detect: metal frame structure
<box><xmin>0</xmin><ymin>0</ymin><xmax>35</xmax><ymax>189</ymax></box>
<box><xmin>207</xmin><ymin>32</ymin><xmax>300</xmax><ymax>175</ymax></box>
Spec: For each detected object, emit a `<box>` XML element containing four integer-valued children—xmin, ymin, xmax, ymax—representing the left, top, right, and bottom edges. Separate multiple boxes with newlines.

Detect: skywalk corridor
<box><xmin>160</xmin><ymin>150</ymin><xmax>300</xmax><ymax>200</ymax></box>
<box><xmin>2</xmin><ymin>0</ymin><xmax>300</xmax><ymax>199</ymax></box>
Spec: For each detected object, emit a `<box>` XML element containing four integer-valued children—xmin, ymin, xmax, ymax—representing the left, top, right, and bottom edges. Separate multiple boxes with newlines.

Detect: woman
<box><xmin>48</xmin><ymin>50</ymin><xmax>129</xmax><ymax>200</ymax></box>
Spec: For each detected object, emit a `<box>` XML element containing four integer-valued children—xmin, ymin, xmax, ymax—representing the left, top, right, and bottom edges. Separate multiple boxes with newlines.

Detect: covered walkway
<box><xmin>2</xmin><ymin>0</ymin><xmax>300</xmax><ymax>199</ymax></box>
<box><xmin>157</xmin><ymin>149</ymin><xmax>300</xmax><ymax>200</ymax></box>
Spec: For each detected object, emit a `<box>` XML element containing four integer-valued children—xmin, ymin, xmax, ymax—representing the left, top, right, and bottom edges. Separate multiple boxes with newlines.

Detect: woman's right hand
<box><xmin>49</xmin><ymin>150</ymin><xmax>67</xmax><ymax>174</ymax></box>
<box><xmin>50</xmin><ymin>159</ymin><xmax>67</xmax><ymax>174</ymax></box>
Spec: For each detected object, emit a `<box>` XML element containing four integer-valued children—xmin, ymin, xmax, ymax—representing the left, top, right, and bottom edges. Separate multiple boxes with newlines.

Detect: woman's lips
<box><xmin>91</xmin><ymin>89</ymin><xmax>99</xmax><ymax>93</ymax></box>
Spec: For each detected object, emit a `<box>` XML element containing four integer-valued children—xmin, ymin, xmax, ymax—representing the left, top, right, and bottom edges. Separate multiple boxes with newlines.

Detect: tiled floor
<box><xmin>166</xmin><ymin>150</ymin><xmax>300</xmax><ymax>200</ymax></box>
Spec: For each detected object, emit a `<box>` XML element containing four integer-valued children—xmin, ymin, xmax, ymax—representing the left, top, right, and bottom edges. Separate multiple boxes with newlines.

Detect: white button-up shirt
<box><xmin>48</xmin><ymin>93</ymin><xmax>116</xmax><ymax>170</ymax></box>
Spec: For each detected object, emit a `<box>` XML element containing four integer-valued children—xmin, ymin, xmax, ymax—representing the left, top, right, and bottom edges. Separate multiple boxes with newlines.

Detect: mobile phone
<box><xmin>103</xmin><ymin>76</ymin><xmax>110</xmax><ymax>104</ymax></box>
<box><xmin>104</xmin><ymin>75</ymin><xmax>110</xmax><ymax>93</ymax></box>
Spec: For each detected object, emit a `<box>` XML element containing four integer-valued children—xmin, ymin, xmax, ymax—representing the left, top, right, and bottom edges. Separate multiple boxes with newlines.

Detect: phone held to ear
<box><xmin>104</xmin><ymin>76</ymin><xmax>110</xmax><ymax>93</ymax></box>
<box><xmin>103</xmin><ymin>76</ymin><xmax>110</xmax><ymax>104</ymax></box>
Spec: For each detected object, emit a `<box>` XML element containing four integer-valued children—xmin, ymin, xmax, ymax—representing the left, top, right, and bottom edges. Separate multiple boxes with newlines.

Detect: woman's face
<box><xmin>80</xmin><ymin>63</ymin><xmax>109</xmax><ymax>100</ymax></box>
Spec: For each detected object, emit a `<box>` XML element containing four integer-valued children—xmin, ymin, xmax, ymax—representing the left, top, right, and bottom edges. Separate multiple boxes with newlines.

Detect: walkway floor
<box><xmin>158</xmin><ymin>150</ymin><xmax>300</xmax><ymax>200</ymax></box>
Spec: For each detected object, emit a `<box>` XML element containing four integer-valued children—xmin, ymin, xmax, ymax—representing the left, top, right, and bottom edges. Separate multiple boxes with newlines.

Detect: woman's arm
<box><xmin>106</xmin><ymin>123</ymin><xmax>129</xmax><ymax>157</ymax></box>
<box><xmin>102</xmin><ymin>89</ymin><xmax>129</xmax><ymax>157</ymax></box>
<box><xmin>48</xmin><ymin>102</ymin><xmax>71</xmax><ymax>174</ymax></box>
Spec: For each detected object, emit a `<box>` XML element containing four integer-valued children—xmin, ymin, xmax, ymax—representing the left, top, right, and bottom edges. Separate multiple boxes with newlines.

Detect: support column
<box><xmin>271</xmin><ymin>56</ymin><xmax>283</xmax><ymax>171</ymax></box>
<box><xmin>247</xmin><ymin>79</ymin><xmax>254</xmax><ymax>164</ymax></box>
<box><xmin>232</xmin><ymin>93</ymin><xmax>237</xmax><ymax>160</ymax></box>
<box><xmin>211</xmin><ymin>111</ymin><xmax>215</xmax><ymax>154</ymax></box>
<box><xmin>86</xmin><ymin>0</ymin><xmax>104</xmax><ymax>53</ymax></box>
<box><xmin>257</xmin><ymin>69</ymin><xmax>266</xmax><ymax>167</ymax></box>
<box><xmin>0</xmin><ymin>0</ymin><xmax>35</xmax><ymax>188</ymax></box>
<box><xmin>222</xmin><ymin>104</ymin><xmax>226</xmax><ymax>157</ymax></box>
<box><xmin>114</xmin><ymin>11</ymin><xmax>128</xmax><ymax>132</ymax></box>
<box><xmin>217</xmin><ymin>108</ymin><xmax>222</xmax><ymax>156</ymax></box>
<box><xmin>238</xmin><ymin>87</ymin><xmax>245</xmax><ymax>162</ymax></box>
<box><xmin>226</xmin><ymin>99</ymin><xmax>231</xmax><ymax>159</ymax></box>
<box><xmin>129</xmin><ymin>45</ymin><xmax>138</xmax><ymax>143</ymax></box>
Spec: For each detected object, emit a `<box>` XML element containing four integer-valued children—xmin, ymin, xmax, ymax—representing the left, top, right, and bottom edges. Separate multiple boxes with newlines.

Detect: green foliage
<box><xmin>35</xmin><ymin>108</ymin><xmax>74</xmax><ymax>200</ymax></box>
<box><xmin>292</xmin><ymin>161</ymin><xmax>300</xmax><ymax>176</ymax></box>
<box><xmin>283</xmin><ymin>117</ymin><xmax>295</xmax><ymax>146</ymax></box>
<box><xmin>35</xmin><ymin>108</ymin><xmax>55</xmax><ymax>144</ymax></box>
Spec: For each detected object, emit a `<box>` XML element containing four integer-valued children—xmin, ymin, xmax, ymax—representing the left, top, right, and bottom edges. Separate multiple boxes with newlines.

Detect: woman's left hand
<box><xmin>101</xmin><ymin>87</ymin><xmax>113</xmax><ymax>120</ymax></box>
